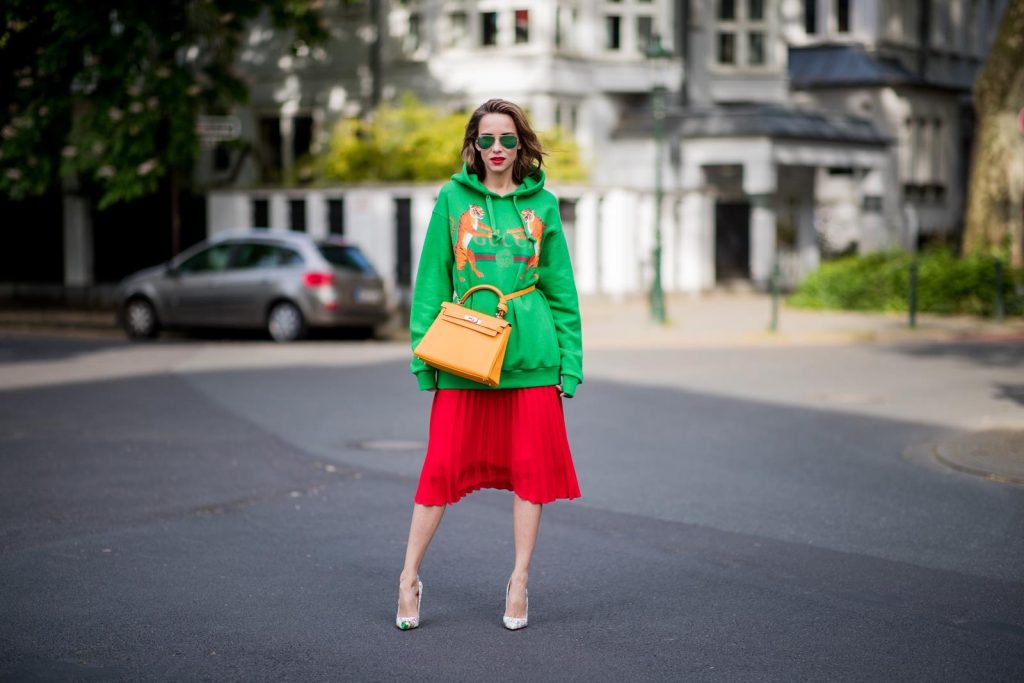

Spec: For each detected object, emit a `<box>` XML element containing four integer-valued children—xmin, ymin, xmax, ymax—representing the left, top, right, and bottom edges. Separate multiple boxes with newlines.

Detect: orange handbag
<box><xmin>413</xmin><ymin>284</ymin><xmax>536</xmax><ymax>387</ymax></box>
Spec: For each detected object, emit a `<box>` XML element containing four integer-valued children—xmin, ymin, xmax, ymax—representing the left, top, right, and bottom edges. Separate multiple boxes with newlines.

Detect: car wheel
<box><xmin>267</xmin><ymin>301</ymin><xmax>305</xmax><ymax>342</ymax></box>
<box><xmin>123</xmin><ymin>298</ymin><xmax>160</xmax><ymax>339</ymax></box>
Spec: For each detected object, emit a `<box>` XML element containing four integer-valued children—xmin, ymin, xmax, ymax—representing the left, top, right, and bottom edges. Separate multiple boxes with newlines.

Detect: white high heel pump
<box><xmin>396</xmin><ymin>577</ymin><xmax>423</xmax><ymax>630</ymax></box>
<box><xmin>503</xmin><ymin>579</ymin><xmax>528</xmax><ymax>630</ymax></box>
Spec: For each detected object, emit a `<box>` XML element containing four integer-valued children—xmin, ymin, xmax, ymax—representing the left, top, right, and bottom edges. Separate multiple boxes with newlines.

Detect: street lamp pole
<box><xmin>647</xmin><ymin>34</ymin><xmax>671</xmax><ymax>325</ymax></box>
<box><xmin>651</xmin><ymin>82</ymin><xmax>667</xmax><ymax>324</ymax></box>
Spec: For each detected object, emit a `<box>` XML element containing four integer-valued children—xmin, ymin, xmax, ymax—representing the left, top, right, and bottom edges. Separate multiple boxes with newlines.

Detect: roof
<box><xmin>677</xmin><ymin>103</ymin><xmax>890</xmax><ymax>145</ymax></box>
<box><xmin>615</xmin><ymin>103</ymin><xmax>889</xmax><ymax>146</ymax></box>
<box><xmin>788</xmin><ymin>44</ymin><xmax>920</xmax><ymax>88</ymax></box>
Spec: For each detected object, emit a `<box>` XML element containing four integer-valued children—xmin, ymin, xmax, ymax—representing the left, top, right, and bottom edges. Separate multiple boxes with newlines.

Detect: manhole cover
<box><xmin>351</xmin><ymin>439</ymin><xmax>426</xmax><ymax>452</ymax></box>
<box><xmin>932</xmin><ymin>430</ymin><xmax>1024</xmax><ymax>485</ymax></box>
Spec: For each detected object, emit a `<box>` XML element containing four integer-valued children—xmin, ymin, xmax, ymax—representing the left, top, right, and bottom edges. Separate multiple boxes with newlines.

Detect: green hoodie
<box><xmin>409</xmin><ymin>164</ymin><xmax>583</xmax><ymax>397</ymax></box>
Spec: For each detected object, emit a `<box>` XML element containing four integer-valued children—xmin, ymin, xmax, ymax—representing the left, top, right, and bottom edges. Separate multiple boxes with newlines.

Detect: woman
<box><xmin>397</xmin><ymin>98</ymin><xmax>583</xmax><ymax>631</ymax></box>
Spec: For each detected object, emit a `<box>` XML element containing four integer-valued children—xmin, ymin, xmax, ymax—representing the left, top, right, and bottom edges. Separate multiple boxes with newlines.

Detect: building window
<box><xmin>605</xmin><ymin>15</ymin><xmax>621</xmax><ymax>50</ymax></box>
<box><xmin>515</xmin><ymin>9</ymin><xmax>529</xmax><ymax>44</ymax></box>
<box><xmin>717</xmin><ymin>32</ymin><xmax>736</xmax><ymax>63</ymax></box>
<box><xmin>555</xmin><ymin>7</ymin><xmax>561</xmax><ymax>47</ymax></box>
<box><xmin>406</xmin><ymin>13</ymin><xmax>421</xmax><ymax>52</ymax></box>
<box><xmin>804</xmin><ymin>0</ymin><xmax>816</xmax><ymax>34</ymax></box>
<box><xmin>716</xmin><ymin>0</ymin><xmax>769</xmax><ymax>66</ymax></box>
<box><xmin>836</xmin><ymin>0</ymin><xmax>851</xmax><ymax>33</ymax></box>
<box><xmin>964</xmin><ymin>0</ymin><xmax>978</xmax><ymax>55</ymax></box>
<box><xmin>292</xmin><ymin>115</ymin><xmax>313</xmax><ymax>164</ymax></box>
<box><xmin>259</xmin><ymin>117</ymin><xmax>283</xmax><ymax>178</ymax></box>
<box><xmin>748</xmin><ymin>31</ymin><xmax>765</xmax><ymax>64</ymax></box>
<box><xmin>637</xmin><ymin>15</ymin><xmax>654</xmax><ymax>53</ymax></box>
<box><xmin>448</xmin><ymin>11</ymin><xmax>468</xmax><ymax>48</ymax></box>
<box><xmin>862</xmin><ymin>195</ymin><xmax>883</xmax><ymax>212</ymax></box>
<box><xmin>481</xmin><ymin>11</ymin><xmax>498</xmax><ymax>46</ymax></box>
<box><xmin>213</xmin><ymin>144</ymin><xmax>231</xmax><ymax>172</ymax></box>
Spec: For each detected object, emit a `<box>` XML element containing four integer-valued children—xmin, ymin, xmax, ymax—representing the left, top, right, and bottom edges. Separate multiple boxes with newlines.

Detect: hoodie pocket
<box><xmin>504</xmin><ymin>293</ymin><xmax>561</xmax><ymax>372</ymax></box>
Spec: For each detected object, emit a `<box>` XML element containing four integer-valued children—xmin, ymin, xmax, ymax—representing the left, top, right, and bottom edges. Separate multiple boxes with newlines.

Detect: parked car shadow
<box><xmin>166</xmin><ymin>326</ymin><xmax>379</xmax><ymax>342</ymax></box>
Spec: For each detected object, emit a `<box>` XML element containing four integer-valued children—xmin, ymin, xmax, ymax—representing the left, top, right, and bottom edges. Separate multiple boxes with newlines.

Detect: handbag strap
<box><xmin>457</xmin><ymin>284</ymin><xmax>537</xmax><ymax>318</ymax></box>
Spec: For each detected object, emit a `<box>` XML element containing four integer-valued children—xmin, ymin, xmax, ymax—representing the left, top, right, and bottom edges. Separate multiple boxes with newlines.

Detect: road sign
<box><xmin>196</xmin><ymin>115</ymin><xmax>241</xmax><ymax>143</ymax></box>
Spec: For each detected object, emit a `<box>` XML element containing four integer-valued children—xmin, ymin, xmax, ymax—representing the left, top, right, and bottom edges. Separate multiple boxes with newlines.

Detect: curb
<box><xmin>931</xmin><ymin>430</ymin><xmax>1024</xmax><ymax>486</ymax></box>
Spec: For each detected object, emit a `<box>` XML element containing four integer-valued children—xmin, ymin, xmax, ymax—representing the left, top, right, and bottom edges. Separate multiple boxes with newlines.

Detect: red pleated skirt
<box><xmin>414</xmin><ymin>386</ymin><xmax>581</xmax><ymax>506</ymax></box>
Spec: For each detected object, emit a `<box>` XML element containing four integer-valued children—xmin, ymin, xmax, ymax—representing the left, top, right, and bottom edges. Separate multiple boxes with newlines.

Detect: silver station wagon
<box><xmin>117</xmin><ymin>230</ymin><xmax>389</xmax><ymax>342</ymax></box>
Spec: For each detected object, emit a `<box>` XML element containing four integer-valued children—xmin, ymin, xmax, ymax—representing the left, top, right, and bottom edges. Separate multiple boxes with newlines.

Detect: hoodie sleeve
<box><xmin>409</xmin><ymin>196</ymin><xmax>455</xmax><ymax>390</ymax></box>
<box><xmin>536</xmin><ymin>208</ymin><xmax>583</xmax><ymax>397</ymax></box>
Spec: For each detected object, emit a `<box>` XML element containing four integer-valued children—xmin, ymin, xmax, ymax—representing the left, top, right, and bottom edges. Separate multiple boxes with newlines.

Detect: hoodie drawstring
<box><xmin>485</xmin><ymin>195</ymin><xmax>497</xmax><ymax>243</ymax></box>
<box><xmin>482</xmin><ymin>190</ymin><xmax>536</xmax><ymax>246</ymax></box>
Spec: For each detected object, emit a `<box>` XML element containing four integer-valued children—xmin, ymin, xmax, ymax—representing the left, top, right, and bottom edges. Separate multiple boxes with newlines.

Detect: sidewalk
<box><xmin>578</xmin><ymin>292</ymin><xmax>1024</xmax><ymax>349</ymax></box>
<box><xmin>1</xmin><ymin>293</ymin><xmax>1022</xmax><ymax>347</ymax></box>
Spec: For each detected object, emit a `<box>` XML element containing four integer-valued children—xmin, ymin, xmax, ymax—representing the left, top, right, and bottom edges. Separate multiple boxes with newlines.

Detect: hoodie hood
<box><xmin>451</xmin><ymin>162</ymin><xmax>546</xmax><ymax>198</ymax></box>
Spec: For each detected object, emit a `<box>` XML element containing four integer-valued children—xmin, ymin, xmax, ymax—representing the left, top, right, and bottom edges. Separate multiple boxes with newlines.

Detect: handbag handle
<box><xmin>456</xmin><ymin>284</ymin><xmax>536</xmax><ymax>318</ymax></box>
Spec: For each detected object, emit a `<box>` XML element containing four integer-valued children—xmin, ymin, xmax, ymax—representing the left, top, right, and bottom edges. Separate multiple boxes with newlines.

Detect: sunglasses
<box><xmin>476</xmin><ymin>134</ymin><xmax>518</xmax><ymax>150</ymax></box>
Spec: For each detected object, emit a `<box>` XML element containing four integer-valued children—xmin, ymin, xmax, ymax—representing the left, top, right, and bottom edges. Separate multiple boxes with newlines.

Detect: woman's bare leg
<box><xmin>398</xmin><ymin>503</ymin><xmax>445</xmax><ymax>616</ymax></box>
<box><xmin>506</xmin><ymin>494</ymin><xmax>542</xmax><ymax>619</ymax></box>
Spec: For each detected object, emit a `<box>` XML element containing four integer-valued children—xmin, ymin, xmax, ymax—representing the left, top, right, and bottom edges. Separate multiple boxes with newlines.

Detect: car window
<box><xmin>177</xmin><ymin>244</ymin><xmax>234</xmax><ymax>274</ymax></box>
<box><xmin>231</xmin><ymin>243</ymin><xmax>305</xmax><ymax>269</ymax></box>
<box><xmin>277</xmin><ymin>247</ymin><xmax>303</xmax><ymax>266</ymax></box>
<box><xmin>233</xmin><ymin>242</ymin><xmax>307</xmax><ymax>270</ymax></box>
<box><xmin>318</xmin><ymin>244</ymin><xmax>376</xmax><ymax>274</ymax></box>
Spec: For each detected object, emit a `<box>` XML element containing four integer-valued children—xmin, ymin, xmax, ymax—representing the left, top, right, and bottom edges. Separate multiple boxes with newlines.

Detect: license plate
<box><xmin>354</xmin><ymin>288</ymin><xmax>383</xmax><ymax>304</ymax></box>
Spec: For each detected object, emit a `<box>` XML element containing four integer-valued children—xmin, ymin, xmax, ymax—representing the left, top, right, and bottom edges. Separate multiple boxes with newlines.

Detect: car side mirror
<box><xmin>165</xmin><ymin>263</ymin><xmax>180</xmax><ymax>278</ymax></box>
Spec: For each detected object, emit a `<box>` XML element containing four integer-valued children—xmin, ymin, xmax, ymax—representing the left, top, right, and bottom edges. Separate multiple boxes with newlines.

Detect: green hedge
<box><xmin>788</xmin><ymin>249</ymin><xmax>1023</xmax><ymax>317</ymax></box>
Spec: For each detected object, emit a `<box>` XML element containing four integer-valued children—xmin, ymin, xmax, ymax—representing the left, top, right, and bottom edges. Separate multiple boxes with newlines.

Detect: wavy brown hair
<box><xmin>461</xmin><ymin>99</ymin><xmax>545</xmax><ymax>185</ymax></box>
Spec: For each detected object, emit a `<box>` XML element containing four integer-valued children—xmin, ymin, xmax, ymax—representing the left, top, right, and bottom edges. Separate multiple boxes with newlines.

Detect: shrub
<box><xmin>321</xmin><ymin>93</ymin><xmax>587</xmax><ymax>183</ymax></box>
<box><xmin>789</xmin><ymin>248</ymin><xmax>1023</xmax><ymax>317</ymax></box>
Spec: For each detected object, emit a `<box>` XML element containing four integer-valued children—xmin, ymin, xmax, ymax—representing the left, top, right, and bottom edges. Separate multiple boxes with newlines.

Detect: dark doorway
<box><xmin>327</xmin><ymin>198</ymin><xmax>345</xmax><ymax>235</ymax></box>
<box><xmin>714</xmin><ymin>201</ymin><xmax>751</xmax><ymax>281</ymax></box>
<box><xmin>289</xmin><ymin>199</ymin><xmax>306</xmax><ymax>232</ymax></box>
<box><xmin>395</xmin><ymin>197</ymin><xmax>412</xmax><ymax>327</ymax></box>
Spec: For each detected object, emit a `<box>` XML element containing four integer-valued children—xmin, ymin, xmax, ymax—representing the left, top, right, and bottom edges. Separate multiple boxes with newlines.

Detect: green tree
<box><xmin>322</xmin><ymin>92</ymin><xmax>587</xmax><ymax>183</ymax></box>
<box><xmin>0</xmin><ymin>0</ymin><xmax>326</xmax><ymax>247</ymax></box>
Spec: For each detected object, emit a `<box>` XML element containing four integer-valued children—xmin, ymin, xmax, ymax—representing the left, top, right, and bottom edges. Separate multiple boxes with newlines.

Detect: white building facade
<box><xmin>205</xmin><ymin>0</ymin><xmax>1007</xmax><ymax>299</ymax></box>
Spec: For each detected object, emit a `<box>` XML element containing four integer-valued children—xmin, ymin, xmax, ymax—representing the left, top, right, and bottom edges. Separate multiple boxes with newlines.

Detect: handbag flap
<box><xmin>439</xmin><ymin>302</ymin><xmax>508</xmax><ymax>337</ymax></box>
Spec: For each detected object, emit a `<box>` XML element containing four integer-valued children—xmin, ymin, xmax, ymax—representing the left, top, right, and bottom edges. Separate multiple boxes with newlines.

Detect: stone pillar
<box><xmin>306</xmin><ymin>191</ymin><xmax>326</xmax><ymax>239</ymax></box>
<box><xmin>574</xmin><ymin>192</ymin><xmax>601</xmax><ymax>295</ymax></box>
<box><xmin>63</xmin><ymin>189</ymin><xmax>93</xmax><ymax>288</ymax></box>
<box><xmin>749</xmin><ymin>195</ymin><xmax>777</xmax><ymax>287</ymax></box>
<box><xmin>797</xmin><ymin>179</ymin><xmax>820</xmax><ymax>277</ymax></box>
<box><xmin>678</xmin><ymin>161</ymin><xmax>707</xmax><ymax>292</ymax></box>
<box><xmin>744</xmin><ymin>159</ymin><xmax>777</xmax><ymax>288</ymax></box>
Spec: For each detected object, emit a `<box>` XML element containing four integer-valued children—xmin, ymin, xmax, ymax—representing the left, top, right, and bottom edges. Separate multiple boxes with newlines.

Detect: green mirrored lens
<box><xmin>477</xmin><ymin>135</ymin><xmax>496</xmax><ymax>149</ymax></box>
<box><xmin>499</xmin><ymin>135</ymin><xmax>518</xmax><ymax>149</ymax></box>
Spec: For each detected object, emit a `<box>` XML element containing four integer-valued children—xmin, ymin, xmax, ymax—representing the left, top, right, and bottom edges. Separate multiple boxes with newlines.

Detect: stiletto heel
<box><xmin>396</xmin><ymin>577</ymin><xmax>423</xmax><ymax>630</ymax></box>
<box><xmin>503</xmin><ymin>579</ymin><xmax>528</xmax><ymax>630</ymax></box>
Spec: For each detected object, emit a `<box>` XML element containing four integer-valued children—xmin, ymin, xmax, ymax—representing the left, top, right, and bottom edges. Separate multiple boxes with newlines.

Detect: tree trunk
<box><xmin>962</xmin><ymin>1</ymin><xmax>1024</xmax><ymax>267</ymax></box>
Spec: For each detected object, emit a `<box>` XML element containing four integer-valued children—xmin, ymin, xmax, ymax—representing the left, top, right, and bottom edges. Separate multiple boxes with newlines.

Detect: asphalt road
<box><xmin>1</xmin><ymin>334</ymin><xmax>1022</xmax><ymax>682</ymax></box>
